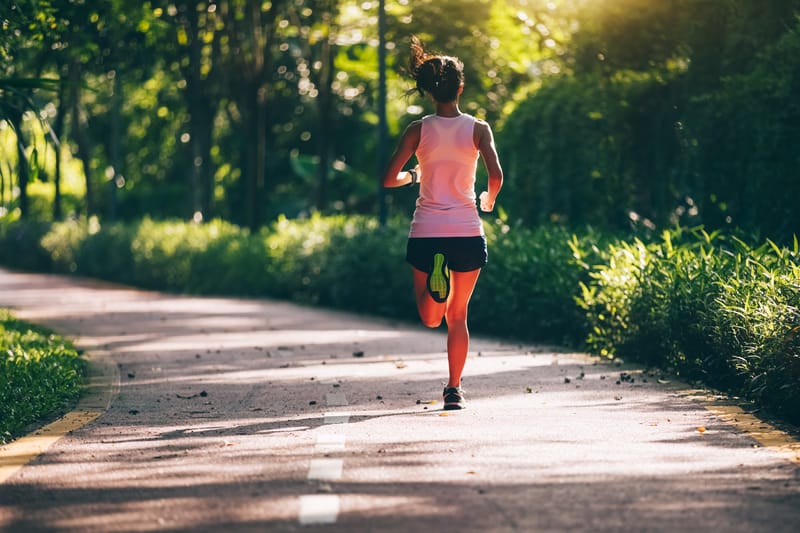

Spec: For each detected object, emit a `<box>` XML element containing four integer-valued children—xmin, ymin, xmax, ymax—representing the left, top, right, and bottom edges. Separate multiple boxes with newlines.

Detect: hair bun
<box><xmin>408</xmin><ymin>37</ymin><xmax>464</xmax><ymax>103</ymax></box>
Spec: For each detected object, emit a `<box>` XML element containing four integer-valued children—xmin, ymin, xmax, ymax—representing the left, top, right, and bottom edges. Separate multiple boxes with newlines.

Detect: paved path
<box><xmin>1</xmin><ymin>267</ymin><xmax>799</xmax><ymax>532</ymax></box>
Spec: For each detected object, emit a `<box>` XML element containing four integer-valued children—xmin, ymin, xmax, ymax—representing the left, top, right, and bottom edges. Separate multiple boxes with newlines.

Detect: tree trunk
<box><xmin>219</xmin><ymin>0</ymin><xmax>287</xmax><ymax>229</ymax></box>
<box><xmin>53</xmin><ymin>80</ymin><xmax>67</xmax><ymax>220</ymax></box>
<box><xmin>185</xmin><ymin>3</ymin><xmax>215</xmax><ymax>221</ymax></box>
<box><xmin>69</xmin><ymin>60</ymin><xmax>94</xmax><ymax>216</ymax></box>
<box><xmin>243</xmin><ymin>83</ymin><xmax>267</xmax><ymax>231</ymax></box>
<box><xmin>109</xmin><ymin>71</ymin><xmax>123</xmax><ymax>221</ymax></box>
<box><xmin>8</xmin><ymin>110</ymin><xmax>29</xmax><ymax>218</ymax></box>
<box><xmin>315</xmin><ymin>8</ymin><xmax>336</xmax><ymax>212</ymax></box>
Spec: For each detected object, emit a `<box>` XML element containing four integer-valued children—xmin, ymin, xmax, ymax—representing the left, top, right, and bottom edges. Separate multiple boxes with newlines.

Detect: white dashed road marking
<box><xmin>299</xmin><ymin>382</ymin><xmax>349</xmax><ymax>525</ymax></box>
<box><xmin>323</xmin><ymin>413</ymin><xmax>351</xmax><ymax>425</ymax></box>
<box><xmin>299</xmin><ymin>495</ymin><xmax>340</xmax><ymax>525</ymax></box>
<box><xmin>326</xmin><ymin>391</ymin><xmax>348</xmax><ymax>406</ymax></box>
<box><xmin>315</xmin><ymin>434</ymin><xmax>346</xmax><ymax>452</ymax></box>
<box><xmin>307</xmin><ymin>458</ymin><xmax>344</xmax><ymax>480</ymax></box>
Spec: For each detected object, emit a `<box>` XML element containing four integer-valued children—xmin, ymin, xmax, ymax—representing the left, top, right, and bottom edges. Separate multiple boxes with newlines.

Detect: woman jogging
<box><xmin>382</xmin><ymin>37</ymin><xmax>504</xmax><ymax>410</ymax></box>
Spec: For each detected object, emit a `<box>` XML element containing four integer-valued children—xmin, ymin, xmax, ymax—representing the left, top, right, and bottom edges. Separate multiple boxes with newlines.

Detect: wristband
<box><xmin>407</xmin><ymin>169</ymin><xmax>418</xmax><ymax>186</ymax></box>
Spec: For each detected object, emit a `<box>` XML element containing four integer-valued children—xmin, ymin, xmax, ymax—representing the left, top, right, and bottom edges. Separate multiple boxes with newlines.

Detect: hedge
<box><xmin>1</xmin><ymin>215</ymin><xmax>798</xmax><ymax>423</ymax></box>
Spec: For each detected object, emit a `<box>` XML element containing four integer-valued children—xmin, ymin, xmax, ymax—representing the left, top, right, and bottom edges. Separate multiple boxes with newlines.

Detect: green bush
<box><xmin>473</xmin><ymin>220</ymin><xmax>607</xmax><ymax>344</ymax></box>
<box><xmin>129</xmin><ymin>217</ymin><xmax>254</xmax><ymax>292</ymax></box>
<box><xmin>0</xmin><ymin>310</ymin><xmax>87</xmax><ymax>444</ymax></box>
<box><xmin>0</xmin><ymin>219</ymin><xmax>53</xmax><ymax>271</ymax></box>
<box><xmin>576</xmin><ymin>228</ymin><xmax>800</xmax><ymax>422</ymax></box>
<box><xmin>712</xmin><ymin>238</ymin><xmax>800</xmax><ymax>416</ymax></box>
<box><xmin>4</xmin><ymin>213</ymin><xmax>799</xmax><ymax>422</ymax></box>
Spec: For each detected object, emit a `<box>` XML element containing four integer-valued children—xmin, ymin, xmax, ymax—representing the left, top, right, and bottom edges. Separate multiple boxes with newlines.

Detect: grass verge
<box><xmin>0</xmin><ymin>309</ymin><xmax>87</xmax><ymax>445</ymax></box>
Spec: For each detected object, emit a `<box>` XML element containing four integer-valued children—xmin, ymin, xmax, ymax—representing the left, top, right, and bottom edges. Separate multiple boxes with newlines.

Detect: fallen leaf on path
<box><xmin>176</xmin><ymin>391</ymin><xmax>207</xmax><ymax>399</ymax></box>
<box><xmin>395</xmin><ymin>360</ymin><xmax>407</xmax><ymax>369</ymax></box>
<box><xmin>697</xmin><ymin>426</ymin><xmax>707</xmax><ymax>433</ymax></box>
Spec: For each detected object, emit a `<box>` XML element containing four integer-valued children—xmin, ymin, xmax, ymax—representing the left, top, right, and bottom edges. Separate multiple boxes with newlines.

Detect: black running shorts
<box><xmin>406</xmin><ymin>236</ymin><xmax>488</xmax><ymax>273</ymax></box>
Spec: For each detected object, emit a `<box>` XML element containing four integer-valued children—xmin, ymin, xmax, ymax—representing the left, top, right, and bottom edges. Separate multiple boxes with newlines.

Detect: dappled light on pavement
<box><xmin>1</xmin><ymin>269</ymin><xmax>799</xmax><ymax>532</ymax></box>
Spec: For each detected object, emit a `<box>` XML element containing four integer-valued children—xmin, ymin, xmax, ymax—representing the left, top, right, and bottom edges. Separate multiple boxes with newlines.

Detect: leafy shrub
<box><xmin>40</xmin><ymin>217</ymin><xmax>94</xmax><ymax>273</ymax></box>
<box><xmin>129</xmin><ymin>217</ymin><xmax>256</xmax><ymax>292</ymax></box>
<box><xmin>576</xmin><ymin>228</ymin><xmax>800</xmax><ymax>422</ymax></box>
<box><xmin>0</xmin><ymin>219</ymin><xmax>53</xmax><ymax>271</ymax></box>
<box><xmin>473</xmin><ymin>219</ymin><xmax>606</xmax><ymax>344</ymax></box>
<box><xmin>312</xmin><ymin>216</ymin><xmax>414</xmax><ymax>317</ymax></box>
<box><xmin>4</xmin><ymin>213</ymin><xmax>799</xmax><ymax>422</ymax></box>
<box><xmin>0</xmin><ymin>310</ymin><xmax>86</xmax><ymax>444</ymax></box>
<box><xmin>712</xmin><ymin>238</ymin><xmax>800</xmax><ymax>417</ymax></box>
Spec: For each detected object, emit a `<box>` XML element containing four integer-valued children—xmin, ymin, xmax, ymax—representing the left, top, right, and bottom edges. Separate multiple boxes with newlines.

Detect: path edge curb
<box><xmin>0</xmin><ymin>348</ymin><xmax>119</xmax><ymax>484</ymax></box>
<box><xmin>678</xmin><ymin>388</ymin><xmax>800</xmax><ymax>465</ymax></box>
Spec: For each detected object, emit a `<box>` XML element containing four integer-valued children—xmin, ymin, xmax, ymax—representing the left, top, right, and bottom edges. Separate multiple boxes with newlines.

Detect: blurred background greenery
<box><xmin>2</xmin><ymin>0</ymin><xmax>798</xmax><ymax>238</ymax></box>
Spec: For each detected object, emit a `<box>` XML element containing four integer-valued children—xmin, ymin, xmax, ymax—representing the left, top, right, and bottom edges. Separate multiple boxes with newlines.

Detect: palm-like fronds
<box><xmin>0</xmin><ymin>76</ymin><xmax>59</xmax><ymax>121</ymax></box>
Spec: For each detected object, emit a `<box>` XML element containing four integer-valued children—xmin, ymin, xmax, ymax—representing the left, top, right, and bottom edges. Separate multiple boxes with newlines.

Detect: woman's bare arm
<box><xmin>382</xmin><ymin>121</ymin><xmax>422</xmax><ymax>188</ymax></box>
<box><xmin>475</xmin><ymin>120</ymin><xmax>504</xmax><ymax>209</ymax></box>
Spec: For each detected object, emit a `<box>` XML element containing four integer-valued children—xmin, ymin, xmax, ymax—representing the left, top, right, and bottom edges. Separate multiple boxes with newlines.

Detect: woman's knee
<box><xmin>445</xmin><ymin>308</ymin><xmax>468</xmax><ymax>325</ymax></box>
<box><xmin>419</xmin><ymin>305</ymin><xmax>444</xmax><ymax>327</ymax></box>
<box><xmin>420</xmin><ymin>315</ymin><xmax>443</xmax><ymax>328</ymax></box>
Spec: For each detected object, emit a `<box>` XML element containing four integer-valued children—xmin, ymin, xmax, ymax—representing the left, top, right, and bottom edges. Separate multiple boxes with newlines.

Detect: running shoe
<box><xmin>442</xmin><ymin>386</ymin><xmax>466</xmax><ymax>410</ymax></box>
<box><xmin>427</xmin><ymin>252</ymin><xmax>450</xmax><ymax>303</ymax></box>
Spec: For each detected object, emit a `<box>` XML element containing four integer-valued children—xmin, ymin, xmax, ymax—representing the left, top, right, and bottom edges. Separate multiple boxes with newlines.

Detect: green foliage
<box><xmin>0</xmin><ymin>218</ymin><xmax>53</xmax><ymax>271</ymax></box>
<box><xmin>1</xmin><ymin>214</ymin><xmax>592</xmax><ymax>344</ymax></box>
<box><xmin>0</xmin><ymin>309</ymin><xmax>86</xmax><ymax>444</ymax></box>
<box><xmin>499</xmin><ymin>70</ymin><xmax>685</xmax><ymax>229</ymax></box>
<box><xmin>473</xmin><ymin>220</ymin><xmax>608</xmax><ymax>344</ymax></box>
<box><xmin>576</xmin><ymin>228</ymin><xmax>800</xmax><ymax>422</ymax></box>
<box><xmin>685</xmin><ymin>21</ymin><xmax>800</xmax><ymax>235</ymax></box>
<box><xmin>500</xmin><ymin>8</ymin><xmax>800</xmax><ymax>240</ymax></box>
<box><xmin>262</xmin><ymin>214</ymin><xmax>414</xmax><ymax>315</ymax></box>
<box><xmin>5</xmin><ymin>213</ymin><xmax>800</xmax><ymax>422</ymax></box>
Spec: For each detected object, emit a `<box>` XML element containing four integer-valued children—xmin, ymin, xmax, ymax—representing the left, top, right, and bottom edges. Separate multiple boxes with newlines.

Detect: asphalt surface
<box><xmin>1</xmin><ymin>267</ymin><xmax>799</xmax><ymax>532</ymax></box>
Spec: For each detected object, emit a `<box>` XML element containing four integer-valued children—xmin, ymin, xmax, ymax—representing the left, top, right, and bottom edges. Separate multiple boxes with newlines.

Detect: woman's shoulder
<box><xmin>470</xmin><ymin>115</ymin><xmax>489</xmax><ymax>126</ymax></box>
<box><xmin>472</xmin><ymin>117</ymin><xmax>492</xmax><ymax>133</ymax></box>
<box><xmin>406</xmin><ymin>119</ymin><xmax>423</xmax><ymax>133</ymax></box>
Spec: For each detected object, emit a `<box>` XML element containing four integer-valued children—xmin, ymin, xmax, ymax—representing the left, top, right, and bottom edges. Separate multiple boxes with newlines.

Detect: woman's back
<box><xmin>410</xmin><ymin>113</ymin><xmax>482</xmax><ymax>238</ymax></box>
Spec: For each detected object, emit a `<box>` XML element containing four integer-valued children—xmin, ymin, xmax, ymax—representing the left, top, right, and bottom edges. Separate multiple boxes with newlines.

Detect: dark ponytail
<box><xmin>409</xmin><ymin>35</ymin><xmax>464</xmax><ymax>103</ymax></box>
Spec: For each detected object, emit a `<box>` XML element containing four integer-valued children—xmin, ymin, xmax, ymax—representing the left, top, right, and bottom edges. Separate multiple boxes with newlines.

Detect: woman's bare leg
<box><xmin>443</xmin><ymin>269</ymin><xmax>480</xmax><ymax>387</ymax></box>
<box><xmin>411</xmin><ymin>267</ymin><xmax>446</xmax><ymax>328</ymax></box>
<box><xmin>411</xmin><ymin>267</ymin><xmax>481</xmax><ymax>387</ymax></box>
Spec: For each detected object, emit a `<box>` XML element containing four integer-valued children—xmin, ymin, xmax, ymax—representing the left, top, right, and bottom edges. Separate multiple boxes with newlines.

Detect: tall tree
<box><xmin>0</xmin><ymin>1</ymin><xmax>58</xmax><ymax>218</ymax></box>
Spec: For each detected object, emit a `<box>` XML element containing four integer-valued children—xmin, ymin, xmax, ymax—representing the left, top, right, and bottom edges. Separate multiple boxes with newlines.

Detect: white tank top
<box><xmin>409</xmin><ymin>114</ymin><xmax>483</xmax><ymax>238</ymax></box>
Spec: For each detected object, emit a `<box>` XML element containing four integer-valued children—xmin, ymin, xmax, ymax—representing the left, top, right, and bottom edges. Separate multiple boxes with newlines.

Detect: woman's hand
<box><xmin>479</xmin><ymin>191</ymin><xmax>494</xmax><ymax>212</ymax></box>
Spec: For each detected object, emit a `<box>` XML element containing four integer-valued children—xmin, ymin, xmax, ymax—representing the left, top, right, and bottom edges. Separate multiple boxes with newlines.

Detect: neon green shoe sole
<box><xmin>427</xmin><ymin>252</ymin><xmax>450</xmax><ymax>303</ymax></box>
